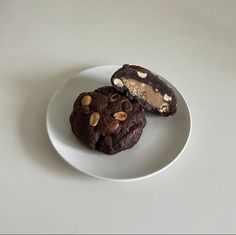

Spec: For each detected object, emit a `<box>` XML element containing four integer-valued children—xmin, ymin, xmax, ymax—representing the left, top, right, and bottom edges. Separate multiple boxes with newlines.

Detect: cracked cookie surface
<box><xmin>70</xmin><ymin>86</ymin><xmax>146</xmax><ymax>155</ymax></box>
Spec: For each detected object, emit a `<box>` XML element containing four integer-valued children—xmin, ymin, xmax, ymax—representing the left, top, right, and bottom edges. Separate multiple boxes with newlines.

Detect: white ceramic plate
<box><xmin>46</xmin><ymin>65</ymin><xmax>191</xmax><ymax>181</ymax></box>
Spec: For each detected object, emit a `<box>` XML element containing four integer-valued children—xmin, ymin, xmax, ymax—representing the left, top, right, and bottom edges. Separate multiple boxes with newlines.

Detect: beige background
<box><xmin>1</xmin><ymin>0</ymin><xmax>236</xmax><ymax>233</ymax></box>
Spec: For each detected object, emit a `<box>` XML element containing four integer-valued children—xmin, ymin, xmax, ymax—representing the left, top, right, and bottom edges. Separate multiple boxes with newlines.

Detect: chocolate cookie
<box><xmin>111</xmin><ymin>64</ymin><xmax>177</xmax><ymax>116</ymax></box>
<box><xmin>70</xmin><ymin>86</ymin><xmax>146</xmax><ymax>155</ymax></box>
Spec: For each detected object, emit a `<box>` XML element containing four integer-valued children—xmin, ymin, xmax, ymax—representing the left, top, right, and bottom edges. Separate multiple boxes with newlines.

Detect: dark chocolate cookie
<box><xmin>70</xmin><ymin>86</ymin><xmax>146</xmax><ymax>155</ymax></box>
<box><xmin>111</xmin><ymin>64</ymin><xmax>177</xmax><ymax>116</ymax></box>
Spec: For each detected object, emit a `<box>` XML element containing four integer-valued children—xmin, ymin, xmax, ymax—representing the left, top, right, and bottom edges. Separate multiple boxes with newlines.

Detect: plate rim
<box><xmin>46</xmin><ymin>65</ymin><xmax>192</xmax><ymax>182</ymax></box>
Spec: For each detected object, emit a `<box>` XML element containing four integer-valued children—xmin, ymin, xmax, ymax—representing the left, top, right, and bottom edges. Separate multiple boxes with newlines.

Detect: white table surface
<box><xmin>1</xmin><ymin>0</ymin><xmax>236</xmax><ymax>233</ymax></box>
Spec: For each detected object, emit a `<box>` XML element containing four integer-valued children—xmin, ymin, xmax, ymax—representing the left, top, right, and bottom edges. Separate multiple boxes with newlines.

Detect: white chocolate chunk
<box><xmin>163</xmin><ymin>94</ymin><xmax>172</xmax><ymax>102</ymax></box>
<box><xmin>137</xmin><ymin>71</ymin><xmax>147</xmax><ymax>78</ymax></box>
<box><xmin>113</xmin><ymin>78</ymin><xmax>124</xmax><ymax>87</ymax></box>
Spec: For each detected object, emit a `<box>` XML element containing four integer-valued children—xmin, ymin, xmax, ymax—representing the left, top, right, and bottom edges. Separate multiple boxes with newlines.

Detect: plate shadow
<box><xmin>18</xmin><ymin>66</ymin><xmax>97</xmax><ymax>180</ymax></box>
